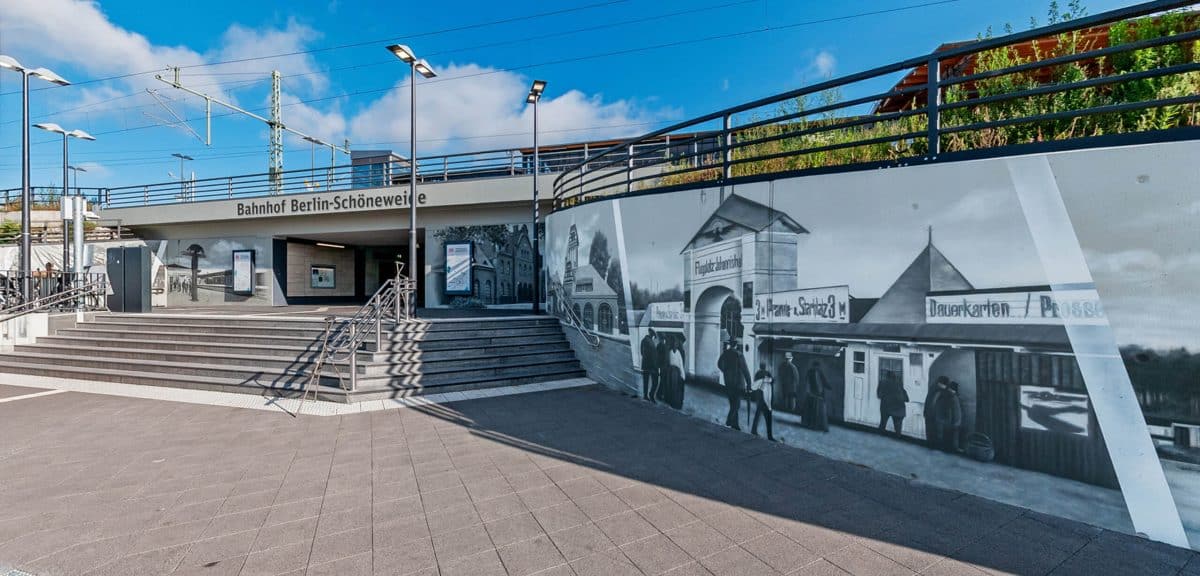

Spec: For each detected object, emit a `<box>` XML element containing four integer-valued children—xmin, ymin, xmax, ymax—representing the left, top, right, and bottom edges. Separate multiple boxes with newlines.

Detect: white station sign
<box><xmin>755</xmin><ymin>285</ymin><xmax>850</xmax><ymax>323</ymax></box>
<box><xmin>926</xmin><ymin>288</ymin><xmax>1107</xmax><ymax>325</ymax></box>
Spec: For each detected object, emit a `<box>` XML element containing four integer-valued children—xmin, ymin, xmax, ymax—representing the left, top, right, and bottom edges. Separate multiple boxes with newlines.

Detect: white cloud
<box><xmin>1084</xmin><ymin>249</ymin><xmax>1165</xmax><ymax>276</ymax></box>
<box><xmin>349</xmin><ymin>63</ymin><xmax>679</xmax><ymax>153</ymax></box>
<box><xmin>0</xmin><ymin>0</ymin><xmax>327</xmax><ymax>121</ymax></box>
<box><xmin>812</xmin><ymin>50</ymin><xmax>836</xmax><ymax>78</ymax></box>
<box><xmin>2</xmin><ymin>0</ymin><xmax>678</xmax><ymax>162</ymax></box>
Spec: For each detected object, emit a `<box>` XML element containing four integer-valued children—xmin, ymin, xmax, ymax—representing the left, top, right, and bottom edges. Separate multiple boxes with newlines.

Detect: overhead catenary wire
<box><xmin>1</xmin><ymin>0</ymin><xmax>965</xmax><ymax>156</ymax></box>
<box><xmin>0</xmin><ymin>0</ymin><xmax>628</xmax><ymax>96</ymax></box>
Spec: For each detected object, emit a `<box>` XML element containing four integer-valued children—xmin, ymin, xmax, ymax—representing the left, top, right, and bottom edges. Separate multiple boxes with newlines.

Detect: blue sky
<box><xmin>0</xmin><ymin>0</ymin><xmax>1136</xmax><ymax>191</ymax></box>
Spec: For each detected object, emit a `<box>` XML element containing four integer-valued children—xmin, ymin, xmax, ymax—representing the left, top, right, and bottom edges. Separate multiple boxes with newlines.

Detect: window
<box><xmin>598</xmin><ymin>303</ymin><xmax>613</xmax><ymax>334</ymax></box>
<box><xmin>583</xmin><ymin>303</ymin><xmax>595</xmax><ymax>329</ymax></box>
<box><xmin>576</xmin><ymin>278</ymin><xmax>593</xmax><ymax>292</ymax></box>
<box><xmin>572</xmin><ymin>303</ymin><xmax>581</xmax><ymax>320</ymax></box>
<box><xmin>909</xmin><ymin>352</ymin><xmax>923</xmax><ymax>367</ymax></box>
<box><xmin>853</xmin><ymin>351</ymin><xmax>866</xmax><ymax>374</ymax></box>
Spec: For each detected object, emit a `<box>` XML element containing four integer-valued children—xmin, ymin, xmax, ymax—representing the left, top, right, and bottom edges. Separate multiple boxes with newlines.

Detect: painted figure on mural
<box><xmin>805</xmin><ymin>360</ymin><xmax>832</xmax><ymax>432</ymax></box>
<box><xmin>877</xmin><ymin>372</ymin><xmax>908</xmax><ymax>437</ymax></box>
<box><xmin>668</xmin><ymin>340</ymin><xmax>685</xmax><ymax>409</ymax></box>
<box><xmin>776</xmin><ymin>352</ymin><xmax>801</xmax><ymax>413</ymax></box>
<box><xmin>924</xmin><ymin>376</ymin><xmax>949</xmax><ymax>446</ymax></box>
<box><xmin>718</xmin><ymin>338</ymin><xmax>750</xmax><ymax>430</ymax></box>
<box><xmin>933</xmin><ymin>381</ymin><xmax>964</xmax><ymax>452</ymax></box>
<box><xmin>640</xmin><ymin>329</ymin><xmax>659</xmax><ymax>403</ymax></box>
<box><xmin>751</xmin><ymin>363</ymin><xmax>776</xmax><ymax>441</ymax></box>
<box><xmin>656</xmin><ymin>333</ymin><xmax>671</xmax><ymax>403</ymax></box>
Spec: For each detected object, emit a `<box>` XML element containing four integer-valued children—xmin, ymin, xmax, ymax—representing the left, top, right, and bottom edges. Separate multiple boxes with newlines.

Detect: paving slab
<box><xmin>0</xmin><ymin>384</ymin><xmax>1193</xmax><ymax>576</ymax></box>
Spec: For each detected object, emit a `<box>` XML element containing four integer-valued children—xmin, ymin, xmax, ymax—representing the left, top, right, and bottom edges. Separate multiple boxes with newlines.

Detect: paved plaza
<box><xmin>0</xmin><ymin>382</ymin><xmax>1196</xmax><ymax>576</ymax></box>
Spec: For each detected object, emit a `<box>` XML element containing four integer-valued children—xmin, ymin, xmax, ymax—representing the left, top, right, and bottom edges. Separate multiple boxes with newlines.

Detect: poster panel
<box><xmin>445</xmin><ymin>241</ymin><xmax>473</xmax><ymax>296</ymax></box>
<box><xmin>231</xmin><ymin>250</ymin><xmax>255</xmax><ymax>295</ymax></box>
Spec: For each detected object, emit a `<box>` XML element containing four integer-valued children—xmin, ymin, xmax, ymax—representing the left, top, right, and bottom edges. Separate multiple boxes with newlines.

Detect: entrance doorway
<box><xmin>692</xmin><ymin>286</ymin><xmax>741</xmax><ymax>384</ymax></box>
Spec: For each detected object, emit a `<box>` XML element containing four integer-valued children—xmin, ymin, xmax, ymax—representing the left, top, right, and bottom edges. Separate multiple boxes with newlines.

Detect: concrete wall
<box><xmin>547</xmin><ymin>140</ymin><xmax>1200</xmax><ymax>551</ymax></box>
<box><xmin>286</xmin><ymin>243</ymin><xmax>355</xmax><ymax>298</ymax></box>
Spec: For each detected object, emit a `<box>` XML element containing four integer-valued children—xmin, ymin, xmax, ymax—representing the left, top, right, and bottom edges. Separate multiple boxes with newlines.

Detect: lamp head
<box><xmin>33</xmin><ymin>122</ymin><xmax>66</xmax><ymax>134</ymax></box>
<box><xmin>530</xmin><ymin>80</ymin><xmax>546</xmax><ymax>95</ymax></box>
<box><xmin>30</xmin><ymin>67</ymin><xmax>69</xmax><ymax>86</ymax></box>
<box><xmin>68</xmin><ymin>129</ymin><xmax>95</xmax><ymax>141</ymax></box>
<box><xmin>387</xmin><ymin>44</ymin><xmax>416</xmax><ymax>64</ymax></box>
<box><xmin>0</xmin><ymin>54</ymin><xmax>24</xmax><ymax>72</ymax></box>
<box><xmin>526</xmin><ymin>92</ymin><xmax>537</xmax><ymax>104</ymax></box>
<box><xmin>413</xmin><ymin>59</ymin><xmax>436</xmax><ymax>79</ymax></box>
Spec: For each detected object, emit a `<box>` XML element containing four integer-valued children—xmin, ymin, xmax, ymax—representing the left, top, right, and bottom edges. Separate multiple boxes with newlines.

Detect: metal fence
<box><xmin>0</xmin><ymin>145</ymin><xmax>644</xmax><ymax>210</ymax></box>
<box><xmin>552</xmin><ymin>0</ymin><xmax>1200</xmax><ymax>208</ymax></box>
<box><xmin>0</xmin><ymin>270</ymin><xmax>106</xmax><ymax>312</ymax></box>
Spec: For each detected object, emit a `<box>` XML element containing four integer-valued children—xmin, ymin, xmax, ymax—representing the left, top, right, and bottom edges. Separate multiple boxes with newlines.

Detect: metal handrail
<box><xmin>0</xmin><ymin>277</ymin><xmax>107</xmax><ymax>323</ymax></box>
<box><xmin>551</xmin><ymin>0</ymin><xmax>1200</xmax><ymax>207</ymax></box>
<box><xmin>301</xmin><ymin>263</ymin><xmax>416</xmax><ymax>402</ymax></box>
<box><xmin>550</xmin><ymin>283</ymin><xmax>600</xmax><ymax>348</ymax></box>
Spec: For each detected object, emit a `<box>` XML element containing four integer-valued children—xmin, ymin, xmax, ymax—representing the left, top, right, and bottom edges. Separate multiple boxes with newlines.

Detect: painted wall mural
<box><xmin>426</xmin><ymin>223</ymin><xmax>542</xmax><ymax>309</ymax></box>
<box><xmin>162</xmin><ymin>236</ymin><xmax>273</xmax><ymax>307</ymax></box>
<box><xmin>546</xmin><ymin>140</ymin><xmax>1200</xmax><ymax>550</ymax></box>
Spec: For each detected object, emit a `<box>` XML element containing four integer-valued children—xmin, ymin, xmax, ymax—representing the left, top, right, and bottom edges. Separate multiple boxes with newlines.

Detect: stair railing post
<box><xmin>348</xmin><ymin>322</ymin><xmax>358</xmax><ymax>392</ymax></box>
<box><xmin>375</xmin><ymin>299</ymin><xmax>382</xmax><ymax>351</ymax></box>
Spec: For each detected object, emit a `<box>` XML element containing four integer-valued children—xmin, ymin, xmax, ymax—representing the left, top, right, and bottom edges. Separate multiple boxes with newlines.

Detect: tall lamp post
<box><xmin>68</xmin><ymin>165</ymin><xmax>87</xmax><ymax>195</ymax></box>
<box><xmin>526</xmin><ymin>80</ymin><xmax>546</xmax><ymax>314</ymax></box>
<box><xmin>386</xmin><ymin>44</ymin><xmax>437</xmax><ymax>315</ymax></box>
<box><xmin>172</xmin><ymin>153</ymin><xmax>193</xmax><ymax>201</ymax></box>
<box><xmin>0</xmin><ymin>55</ymin><xmax>70</xmax><ymax>303</ymax></box>
<box><xmin>34</xmin><ymin>123</ymin><xmax>95</xmax><ymax>280</ymax></box>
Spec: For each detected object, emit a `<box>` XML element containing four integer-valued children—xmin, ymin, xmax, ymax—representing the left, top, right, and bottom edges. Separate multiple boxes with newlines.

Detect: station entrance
<box><xmin>280</xmin><ymin>229</ymin><xmax>425</xmax><ymax>306</ymax></box>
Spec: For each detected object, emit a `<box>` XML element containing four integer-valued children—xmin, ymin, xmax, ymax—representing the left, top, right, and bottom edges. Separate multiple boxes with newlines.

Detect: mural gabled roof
<box><xmin>571</xmin><ymin>263</ymin><xmax>618</xmax><ymax>299</ymax></box>
<box><xmin>860</xmin><ymin>240</ymin><xmax>973</xmax><ymax>324</ymax></box>
<box><xmin>683</xmin><ymin>194</ymin><xmax>808</xmax><ymax>252</ymax></box>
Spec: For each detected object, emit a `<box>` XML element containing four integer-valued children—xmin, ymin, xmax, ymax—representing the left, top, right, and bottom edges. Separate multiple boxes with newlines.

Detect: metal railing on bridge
<box><xmin>0</xmin><ymin>143</ymin><xmax>676</xmax><ymax>211</ymax></box>
<box><xmin>552</xmin><ymin>0</ymin><xmax>1200</xmax><ymax>208</ymax></box>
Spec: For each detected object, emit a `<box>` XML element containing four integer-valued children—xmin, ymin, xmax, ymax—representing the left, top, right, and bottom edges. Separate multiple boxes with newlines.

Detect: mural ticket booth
<box><xmin>749</xmin><ymin>238</ymin><xmax>1119</xmax><ymax>487</ymax></box>
<box><xmin>680</xmin><ymin>195</ymin><xmax>806</xmax><ymax>384</ymax></box>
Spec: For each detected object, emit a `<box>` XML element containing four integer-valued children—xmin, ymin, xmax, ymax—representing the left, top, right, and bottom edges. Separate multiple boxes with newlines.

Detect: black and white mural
<box><xmin>547</xmin><ymin>141</ymin><xmax>1200</xmax><ymax>550</ymax></box>
<box><xmin>162</xmin><ymin>236</ymin><xmax>273</xmax><ymax>306</ymax></box>
<box><xmin>426</xmin><ymin>223</ymin><xmax>541</xmax><ymax>309</ymax></box>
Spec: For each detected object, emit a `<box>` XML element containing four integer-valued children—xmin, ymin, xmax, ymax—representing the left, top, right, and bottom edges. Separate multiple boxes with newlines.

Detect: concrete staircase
<box><xmin>0</xmin><ymin>313</ymin><xmax>585</xmax><ymax>402</ymax></box>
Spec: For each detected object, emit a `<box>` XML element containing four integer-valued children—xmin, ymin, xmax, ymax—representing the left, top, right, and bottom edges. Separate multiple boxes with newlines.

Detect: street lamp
<box><xmin>68</xmin><ymin>165</ymin><xmax>87</xmax><ymax>194</ymax></box>
<box><xmin>34</xmin><ymin>122</ymin><xmax>94</xmax><ymax>279</ymax></box>
<box><xmin>0</xmin><ymin>54</ymin><xmax>70</xmax><ymax>303</ymax></box>
<box><xmin>303</xmin><ymin>136</ymin><xmax>321</xmax><ymax>186</ymax></box>
<box><xmin>172</xmin><ymin>153</ymin><xmax>193</xmax><ymax>201</ymax></box>
<box><xmin>526</xmin><ymin>80</ymin><xmax>546</xmax><ymax>314</ymax></box>
<box><xmin>387</xmin><ymin>44</ymin><xmax>437</xmax><ymax>315</ymax></box>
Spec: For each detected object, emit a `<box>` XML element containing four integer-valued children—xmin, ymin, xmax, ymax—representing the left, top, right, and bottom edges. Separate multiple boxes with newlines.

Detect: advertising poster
<box><xmin>445</xmin><ymin>241</ymin><xmax>473</xmax><ymax>296</ymax></box>
<box><xmin>231</xmin><ymin>250</ymin><xmax>254</xmax><ymax>295</ymax></box>
<box><xmin>310</xmin><ymin>265</ymin><xmax>335</xmax><ymax>289</ymax></box>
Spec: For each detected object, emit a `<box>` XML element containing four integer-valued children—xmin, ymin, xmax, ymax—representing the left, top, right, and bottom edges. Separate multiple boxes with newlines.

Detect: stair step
<box><xmin>0</xmin><ymin>360</ymin><xmax>350</xmax><ymax>402</ymax></box>
<box><xmin>57</xmin><ymin>328</ymin><xmax>323</xmax><ymax>347</ymax></box>
<box><xmin>14</xmin><ymin>352</ymin><xmax>339</xmax><ymax>386</ymax></box>
<box><xmin>350</xmin><ymin>364</ymin><xmax>585</xmax><ymax>396</ymax></box>
<box><xmin>0</xmin><ymin>313</ymin><xmax>582</xmax><ymax>404</ymax></box>
<box><xmin>12</xmin><ymin>344</ymin><xmax>356</xmax><ymax>373</ymax></box>
<box><xmin>346</xmin><ymin>371</ymin><xmax>589</xmax><ymax>402</ymax></box>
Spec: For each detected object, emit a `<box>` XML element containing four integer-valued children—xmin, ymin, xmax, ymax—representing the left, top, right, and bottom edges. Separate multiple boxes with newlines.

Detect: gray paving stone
<box><xmin>697</xmin><ymin>544</ymin><xmax>779</xmax><ymax>576</ymax></box>
<box><xmin>496</xmin><ymin>534</ymin><xmax>568</xmax><ymax>576</ymax></box>
<box><xmin>531</xmin><ymin>501</ymin><xmax>591</xmax><ymax>534</ymax></box>
<box><xmin>239</xmin><ymin>541</ymin><xmax>310</xmax><ymax>576</ymax></box>
<box><xmin>621</xmin><ymin>532</ymin><xmax>695</xmax><ymax>575</ymax></box>
<box><xmin>251</xmin><ymin>516</ymin><xmax>318</xmax><ymax>553</ymax></box>
<box><xmin>549</xmin><ymin>521</ymin><xmax>617</xmax><ymax>561</ymax></box>
<box><xmin>432</xmin><ymin>524</ymin><xmax>495</xmax><ymax>563</ymax></box>
<box><xmin>595</xmin><ymin>509</ymin><xmax>661</xmax><ymax>546</ymax></box>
